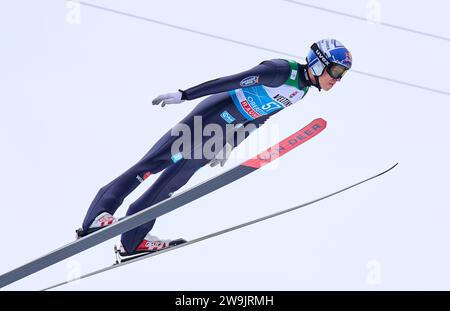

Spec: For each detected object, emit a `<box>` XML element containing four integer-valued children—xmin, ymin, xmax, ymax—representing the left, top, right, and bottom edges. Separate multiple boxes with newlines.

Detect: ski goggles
<box><xmin>326</xmin><ymin>63</ymin><xmax>349</xmax><ymax>80</ymax></box>
<box><xmin>311</xmin><ymin>43</ymin><xmax>349</xmax><ymax>80</ymax></box>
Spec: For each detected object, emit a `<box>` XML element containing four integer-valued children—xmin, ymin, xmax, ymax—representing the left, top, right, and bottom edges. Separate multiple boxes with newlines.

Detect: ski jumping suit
<box><xmin>82</xmin><ymin>59</ymin><xmax>314</xmax><ymax>254</ymax></box>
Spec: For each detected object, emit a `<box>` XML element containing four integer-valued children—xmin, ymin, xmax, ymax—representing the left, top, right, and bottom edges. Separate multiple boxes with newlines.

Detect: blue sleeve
<box><xmin>180</xmin><ymin>59</ymin><xmax>291</xmax><ymax>100</ymax></box>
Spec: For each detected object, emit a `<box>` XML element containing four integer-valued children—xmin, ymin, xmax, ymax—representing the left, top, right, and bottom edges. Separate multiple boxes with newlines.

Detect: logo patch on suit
<box><xmin>290</xmin><ymin>70</ymin><xmax>297</xmax><ymax>80</ymax></box>
<box><xmin>220</xmin><ymin>110</ymin><xmax>236</xmax><ymax>123</ymax></box>
<box><xmin>171</xmin><ymin>152</ymin><xmax>183</xmax><ymax>163</ymax></box>
<box><xmin>240</xmin><ymin>76</ymin><xmax>260</xmax><ymax>87</ymax></box>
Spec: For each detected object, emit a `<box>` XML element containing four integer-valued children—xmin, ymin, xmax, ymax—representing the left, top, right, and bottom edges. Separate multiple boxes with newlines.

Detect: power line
<box><xmin>79</xmin><ymin>2</ymin><xmax>450</xmax><ymax>97</ymax></box>
<box><xmin>283</xmin><ymin>0</ymin><xmax>450</xmax><ymax>42</ymax></box>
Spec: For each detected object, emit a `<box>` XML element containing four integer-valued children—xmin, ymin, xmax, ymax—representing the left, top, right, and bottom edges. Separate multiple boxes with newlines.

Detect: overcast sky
<box><xmin>1</xmin><ymin>0</ymin><xmax>449</xmax><ymax>290</ymax></box>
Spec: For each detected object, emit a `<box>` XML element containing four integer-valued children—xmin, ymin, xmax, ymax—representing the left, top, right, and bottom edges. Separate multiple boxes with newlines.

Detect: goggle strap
<box><xmin>310</xmin><ymin>43</ymin><xmax>331</xmax><ymax>67</ymax></box>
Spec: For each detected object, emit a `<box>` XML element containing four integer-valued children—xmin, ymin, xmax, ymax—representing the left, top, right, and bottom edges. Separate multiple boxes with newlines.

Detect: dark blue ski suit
<box><xmin>82</xmin><ymin>59</ymin><xmax>314</xmax><ymax>254</ymax></box>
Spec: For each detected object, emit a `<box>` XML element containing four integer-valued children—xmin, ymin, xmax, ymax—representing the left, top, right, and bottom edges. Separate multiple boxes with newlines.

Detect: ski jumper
<box><xmin>82</xmin><ymin>59</ymin><xmax>314</xmax><ymax>254</ymax></box>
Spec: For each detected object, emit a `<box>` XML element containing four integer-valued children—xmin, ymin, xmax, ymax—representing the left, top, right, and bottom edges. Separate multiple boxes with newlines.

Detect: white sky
<box><xmin>1</xmin><ymin>0</ymin><xmax>449</xmax><ymax>290</ymax></box>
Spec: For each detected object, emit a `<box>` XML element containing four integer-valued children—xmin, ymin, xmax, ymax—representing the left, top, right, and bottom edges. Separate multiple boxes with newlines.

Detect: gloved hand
<box><xmin>152</xmin><ymin>91</ymin><xmax>185</xmax><ymax>107</ymax></box>
<box><xmin>210</xmin><ymin>142</ymin><xmax>234</xmax><ymax>167</ymax></box>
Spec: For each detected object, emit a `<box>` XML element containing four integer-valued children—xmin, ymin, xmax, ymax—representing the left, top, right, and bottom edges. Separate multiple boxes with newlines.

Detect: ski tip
<box><xmin>386</xmin><ymin>162</ymin><xmax>399</xmax><ymax>172</ymax></box>
<box><xmin>372</xmin><ymin>162</ymin><xmax>399</xmax><ymax>178</ymax></box>
<box><xmin>313</xmin><ymin>118</ymin><xmax>327</xmax><ymax>128</ymax></box>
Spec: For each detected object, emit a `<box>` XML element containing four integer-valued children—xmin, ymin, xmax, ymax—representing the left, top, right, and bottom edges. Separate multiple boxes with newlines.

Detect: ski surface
<box><xmin>43</xmin><ymin>163</ymin><xmax>398</xmax><ymax>290</ymax></box>
<box><xmin>0</xmin><ymin>118</ymin><xmax>327</xmax><ymax>289</ymax></box>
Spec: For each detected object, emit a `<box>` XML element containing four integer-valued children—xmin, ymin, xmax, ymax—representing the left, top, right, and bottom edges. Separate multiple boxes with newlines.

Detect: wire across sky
<box><xmin>78</xmin><ymin>1</ymin><xmax>450</xmax><ymax>97</ymax></box>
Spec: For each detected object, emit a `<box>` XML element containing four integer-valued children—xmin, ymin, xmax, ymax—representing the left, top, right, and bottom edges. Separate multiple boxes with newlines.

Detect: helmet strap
<box><xmin>313</xmin><ymin>75</ymin><xmax>322</xmax><ymax>91</ymax></box>
<box><xmin>305</xmin><ymin>64</ymin><xmax>322</xmax><ymax>91</ymax></box>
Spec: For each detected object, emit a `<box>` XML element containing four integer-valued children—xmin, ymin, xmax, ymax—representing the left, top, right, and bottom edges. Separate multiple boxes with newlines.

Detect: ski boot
<box><xmin>114</xmin><ymin>233</ymin><xmax>186</xmax><ymax>264</ymax></box>
<box><xmin>75</xmin><ymin>212</ymin><xmax>118</xmax><ymax>239</ymax></box>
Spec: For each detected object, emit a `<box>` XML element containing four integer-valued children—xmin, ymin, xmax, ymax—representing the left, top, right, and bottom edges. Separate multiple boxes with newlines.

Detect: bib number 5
<box><xmin>261</xmin><ymin>102</ymin><xmax>283</xmax><ymax>113</ymax></box>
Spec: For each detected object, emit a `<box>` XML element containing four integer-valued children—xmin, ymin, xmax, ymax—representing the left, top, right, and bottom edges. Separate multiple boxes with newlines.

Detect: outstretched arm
<box><xmin>180</xmin><ymin>59</ymin><xmax>290</xmax><ymax>100</ymax></box>
<box><xmin>152</xmin><ymin>59</ymin><xmax>290</xmax><ymax>106</ymax></box>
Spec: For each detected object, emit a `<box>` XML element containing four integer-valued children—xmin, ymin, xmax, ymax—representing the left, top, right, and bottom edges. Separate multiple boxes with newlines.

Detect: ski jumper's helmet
<box><xmin>306</xmin><ymin>39</ymin><xmax>352</xmax><ymax>81</ymax></box>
